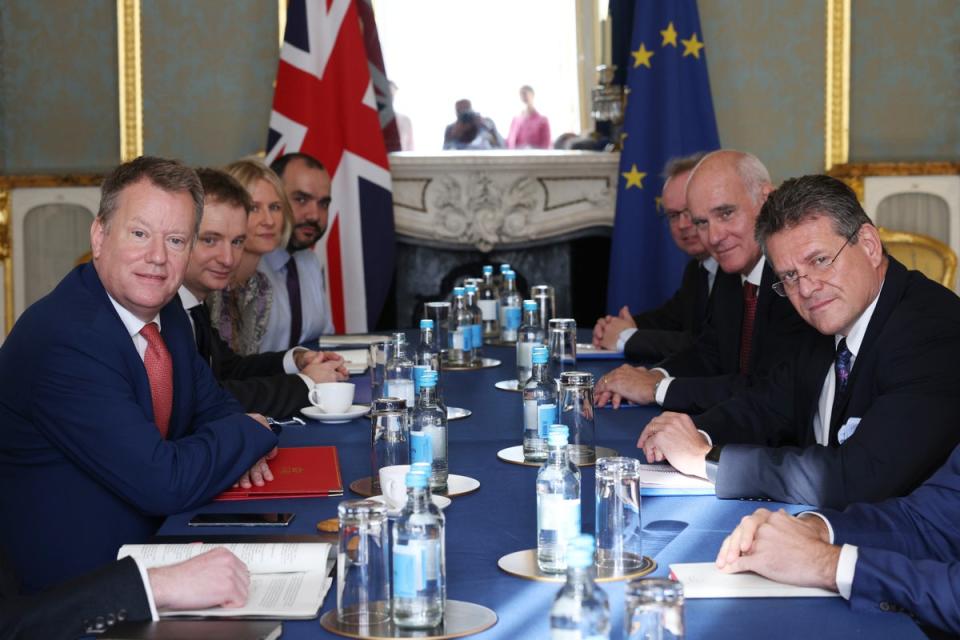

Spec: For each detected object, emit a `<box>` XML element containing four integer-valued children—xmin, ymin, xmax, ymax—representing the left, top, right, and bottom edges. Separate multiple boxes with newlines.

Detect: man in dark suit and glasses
<box><xmin>639</xmin><ymin>174</ymin><xmax>960</xmax><ymax>508</ymax></box>
<box><xmin>180</xmin><ymin>168</ymin><xmax>347</xmax><ymax>419</ymax></box>
<box><xmin>592</xmin><ymin>152</ymin><xmax>720</xmax><ymax>362</ymax></box>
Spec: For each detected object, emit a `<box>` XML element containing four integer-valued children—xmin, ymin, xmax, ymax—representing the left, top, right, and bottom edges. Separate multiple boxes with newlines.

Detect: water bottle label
<box><xmin>517</xmin><ymin>341</ymin><xmax>533</xmax><ymax>370</ymax></box>
<box><xmin>385</xmin><ymin>379</ymin><xmax>414</xmax><ymax>407</ymax></box>
<box><xmin>463</xmin><ymin>327</ymin><xmax>472</xmax><ymax>351</ymax></box>
<box><xmin>393</xmin><ymin>539</ymin><xmax>439</xmax><ymax>598</ymax></box>
<box><xmin>538</xmin><ymin>495</ymin><xmax>581</xmax><ymax>539</ymax></box>
<box><xmin>412</xmin><ymin>365</ymin><xmax>429</xmax><ymax>395</ymax></box>
<box><xmin>477</xmin><ymin>299</ymin><xmax>497</xmax><ymax>321</ymax></box>
<box><xmin>411</xmin><ymin>431</ymin><xmax>432</xmax><ymax>464</ymax></box>
<box><xmin>523</xmin><ymin>399</ymin><xmax>538</xmax><ymax>431</ymax></box>
<box><xmin>537</xmin><ymin>403</ymin><xmax>557</xmax><ymax>438</ymax></box>
<box><xmin>505</xmin><ymin>306</ymin><xmax>522</xmax><ymax>330</ymax></box>
<box><xmin>472</xmin><ymin>324</ymin><xmax>483</xmax><ymax>349</ymax></box>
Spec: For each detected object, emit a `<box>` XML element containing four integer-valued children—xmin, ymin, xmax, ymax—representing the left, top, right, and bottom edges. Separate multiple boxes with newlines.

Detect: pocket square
<box><xmin>838</xmin><ymin>417</ymin><xmax>862</xmax><ymax>444</ymax></box>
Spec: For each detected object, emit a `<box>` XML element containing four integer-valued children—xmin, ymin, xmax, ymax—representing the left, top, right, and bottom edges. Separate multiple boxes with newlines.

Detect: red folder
<box><xmin>215</xmin><ymin>446</ymin><xmax>343</xmax><ymax>501</ymax></box>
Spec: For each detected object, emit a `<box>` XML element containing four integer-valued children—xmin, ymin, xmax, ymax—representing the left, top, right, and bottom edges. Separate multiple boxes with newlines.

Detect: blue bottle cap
<box><xmin>505</xmin><ymin>271</ymin><xmax>516</xmax><ymax>281</ymax></box>
<box><xmin>547</xmin><ymin>424</ymin><xmax>569</xmax><ymax>446</ymax></box>
<box><xmin>483</xmin><ymin>265</ymin><xmax>493</xmax><ymax>275</ymax></box>
<box><xmin>411</xmin><ymin>461</ymin><xmax>432</xmax><ymax>476</ymax></box>
<box><xmin>523</xmin><ymin>299</ymin><xmax>538</xmax><ymax>311</ymax></box>
<box><xmin>566</xmin><ymin>534</ymin><xmax>596</xmax><ymax>568</ymax></box>
<box><xmin>405</xmin><ymin>470</ymin><xmax>429</xmax><ymax>488</ymax></box>
<box><xmin>499</xmin><ymin>264</ymin><xmax>511</xmax><ymax>272</ymax></box>
<box><xmin>453</xmin><ymin>286</ymin><xmax>465</xmax><ymax>295</ymax></box>
<box><xmin>420</xmin><ymin>318</ymin><xmax>434</xmax><ymax>329</ymax></box>
<box><xmin>531</xmin><ymin>345</ymin><xmax>549</xmax><ymax>364</ymax></box>
<box><xmin>419</xmin><ymin>370</ymin><xmax>437</xmax><ymax>387</ymax></box>
<box><xmin>465</xmin><ymin>285</ymin><xmax>478</xmax><ymax>293</ymax></box>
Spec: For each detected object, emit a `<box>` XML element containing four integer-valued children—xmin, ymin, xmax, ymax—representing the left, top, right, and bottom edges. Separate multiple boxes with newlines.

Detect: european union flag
<box><xmin>606</xmin><ymin>0</ymin><xmax>720</xmax><ymax>315</ymax></box>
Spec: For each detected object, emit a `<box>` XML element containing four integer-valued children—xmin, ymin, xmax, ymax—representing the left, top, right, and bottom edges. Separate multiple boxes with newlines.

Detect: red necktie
<box><xmin>739</xmin><ymin>283</ymin><xmax>758</xmax><ymax>375</ymax></box>
<box><xmin>140</xmin><ymin>322</ymin><xmax>173</xmax><ymax>438</ymax></box>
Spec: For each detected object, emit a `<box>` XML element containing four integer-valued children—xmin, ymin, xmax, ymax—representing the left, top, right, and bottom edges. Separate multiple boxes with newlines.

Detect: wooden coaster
<box><xmin>494</xmin><ymin>379</ymin><xmax>521</xmax><ymax>392</ymax></box>
<box><xmin>350</xmin><ymin>475</ymin><xmax>480</xmax><ymax>498</ymax></box>
<box><xmin>497</xmin><ymin>549</ymin><xmax>656</xmax><ymax>583</ymax></box>
<box><xmin>496</xmin><ymin>445</ymin><xmax>620</xmax><ymax>468</ymax></box>
<box><xmin>320</xmin><ymin>600</ymin><xmax>497</xmax><ymax>639</ymax></box>
<box><xmin>442</xmin><ymin>357</ymin><xmax>502</xmax><ymax>371</ymax></box>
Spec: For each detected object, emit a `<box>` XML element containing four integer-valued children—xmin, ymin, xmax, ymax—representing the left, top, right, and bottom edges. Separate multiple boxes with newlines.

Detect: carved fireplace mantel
<box><xmin>389</xmin><ymin>151</ymin><xmax>620</xmax><ymax>252</ymax></box>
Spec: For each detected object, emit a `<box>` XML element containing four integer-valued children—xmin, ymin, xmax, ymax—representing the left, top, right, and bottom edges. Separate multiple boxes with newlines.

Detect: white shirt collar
<box><xmin>178</xmin><ymin>285</ymin><xmax>202</xmax><ymax>311</ymax></box>
<box><xmin>106</xmin><ymin>293</ymin><xmax>160</xmax><ymax>338</ymax></box>
<box><xmin>836</xmin><ymin>281</ymin><xmax>884</xmax><ymax>356</ymax></box>
<box><xmin>742</xmin><ymin>255</ymin><xmax>766</xmax><ymax>287</ymax></box>
<box><xmin>700</xmin><ymin>256</ymin><xmax>719</xmax><ymax>276</ymax></box>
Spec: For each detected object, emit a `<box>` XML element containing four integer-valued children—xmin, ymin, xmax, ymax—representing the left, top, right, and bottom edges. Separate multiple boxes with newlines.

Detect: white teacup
<box><xmin>308</xmin><ymin>382</ymin><xmax>355</xmax><ymax>414</ymax></box>
<box><xmin>378</xmin><ymin>464</ymin><xmax>410</xmax><ymax>510</ymax></box>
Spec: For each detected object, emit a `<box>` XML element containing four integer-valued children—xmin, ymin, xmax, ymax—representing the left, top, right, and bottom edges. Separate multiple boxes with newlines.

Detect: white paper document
<box><xmin>331</xmin><ymin>349</ymin><xmax>369</xmax><ymax>374</ymax></box>
<box><xmin>669</xmin><ymin>562</ymin><xmax>840</xmax><ymax>598</ymax></box>
<box><xmin>638</xmin><ymin>463</ymin><xmax>715</xmax><ymax>495</ymax></box>
<box><xmin>118</xmin><ymin>542</ymin><xmax>333</xmax><ymax>618</ymax></box>
<box><xmin>320</xmin><ymin>334</ymin><xmax>392</xmax><ymax>346</ymax></box>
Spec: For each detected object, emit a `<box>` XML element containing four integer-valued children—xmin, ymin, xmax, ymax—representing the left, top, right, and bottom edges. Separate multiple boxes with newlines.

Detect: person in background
<box><xmin>593</xmin><ymin>152</ymin><xmax>717</xmax><ymax>362</ymax></box>
<box><xmin>442</xmin><ymin>99</ymin><xmax>503</xmax><ymax>150</ymax></box>
<box><xmin>183</xmin><ymin>168</ymin><xmax>347</xmax><ymax>418</ymax></box>
<box><xmin>390</xmin><ymin>81</ymin><xmax>414</xmax><ymax>151</ymax></box>
<box><xmin>506</xmin><ymin>85</ymin><xmax>551</xmax><ymax>149</ymax></box>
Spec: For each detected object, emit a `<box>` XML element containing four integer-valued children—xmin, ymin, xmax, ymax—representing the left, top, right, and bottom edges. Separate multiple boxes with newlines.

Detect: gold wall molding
<box><xmin>825</xmin><ymin>0</ymin><xmax>850</xmax><ymax>171</ymax></box>
<box><xmin>117</xmin><ymin>0</ymin><xmax>143</xmax><ymax>161</ymax></box>
<box><xmin>827</xmin><ymin>161</ymin><xmax>960</xmax><ymax>203</ymax></box>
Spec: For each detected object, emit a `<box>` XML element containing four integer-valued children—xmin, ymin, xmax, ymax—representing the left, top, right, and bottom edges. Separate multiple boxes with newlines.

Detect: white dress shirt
<box><xmin>258</xmin><ymin>248</ymin><xmax>336</xmax><ymax>352</ymax></box>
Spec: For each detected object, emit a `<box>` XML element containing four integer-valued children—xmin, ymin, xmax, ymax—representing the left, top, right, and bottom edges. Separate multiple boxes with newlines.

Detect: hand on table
<box><xmin>715</xmin><ymin>508</ymin><xmax>839</xmax><ymax>591</ymax></box>
<box><xmin>233</xmin><ymin>418</ymin><xmax>278</xmax><ymax>489</ymax></box>
<box><xmin>595</xmin><ymin>365</ymin><xmax>664</xmax><ymax>408</ymax></box>
<box><xmin>148</xmin><ymin>547</ymin><xmax>251</xmax><ymax>610</ymax></box>
<box><xmin>302</xmin><ymin>358</ymin><xmax>349</xmax><ymax>383</ymax></box>
<box><xmin>637</xmin><ymin>412</ymin><xmax>710</xmax><ymax>477</ymax></box>
<box><xmin>592</xmin><ymin>306</ymin><xmax>636</xmax><ymax>350</ymax></box>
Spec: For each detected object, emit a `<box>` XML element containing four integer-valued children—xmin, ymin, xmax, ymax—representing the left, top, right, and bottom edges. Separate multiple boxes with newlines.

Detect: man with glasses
<box><xmin>259</xmin><ymin>152</ymin><xmax>336</xmax><ymax>351</ymax></box>
<box><xmin>638</xmin><ymin>174</ymin><xmax>960</xmax><ymax>507</ymax></box>
<box><xmin>592</xmin><ymin>152</ymin><xmax>720</xmax><ymax>361</ymax></box>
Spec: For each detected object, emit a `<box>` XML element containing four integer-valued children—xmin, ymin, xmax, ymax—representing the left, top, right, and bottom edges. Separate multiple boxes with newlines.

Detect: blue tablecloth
<box><xmin>159</xmin><ymin>338</ymin><xmax>924</xmax><ymax>639</ymax></box>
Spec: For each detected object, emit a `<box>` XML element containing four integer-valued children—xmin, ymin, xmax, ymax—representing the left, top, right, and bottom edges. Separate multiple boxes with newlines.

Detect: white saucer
<box><xmin>300</xmin><ymin>404</ymin><xmax>369</xmax><ymax>423</ymax></box>
<box><xmin>367</xmin><ymin>494</ymin><xmax>452</xmax><ymax>512</ymax></box>
<box><xmin>495</xmin><ymin>379</ymin><xmax>521</xmax><ymax>392</ymax></box>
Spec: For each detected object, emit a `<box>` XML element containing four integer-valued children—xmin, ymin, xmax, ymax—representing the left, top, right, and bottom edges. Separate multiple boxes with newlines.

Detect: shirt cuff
<box><xmin>616</xmin><ymin>328</ymin><xmax>638</xmax><ymax>352</ymax></box>
<box><xmin>654</xmin><ymin>375</ymin><xmax>673</xmax><ymax>405</ymax></box>
<box><xmin>284</xmin><ymin>347</ymin><xmax>307</xmax><ymax>374</ymax></box>
<box><xmin>698</xmin><ymin>430</ymin><xmax>713</xmax><ymax>446</ymax></box>
<box><xmin>835</xmin><ymin>544</ymin><xmax>858</xmax><ymax>600</ymax></box>
<box><xmin>800</xmin><ymin>511</ymin><xmax>836</xmax><ymax>543</ymax></box>
<box><xmin>133</xmin><ymin>558</ymin><xmax>160</xmax><ymax>621</ymax></box>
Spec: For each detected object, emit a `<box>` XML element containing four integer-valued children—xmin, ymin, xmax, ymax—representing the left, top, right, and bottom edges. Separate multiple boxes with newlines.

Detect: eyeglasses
<box><xmin>771</xmin><ymin>229</ymin><xmax>860</xmax><ymax>297</ymax></box>
<box><xmin>662</xmin><ymin>209</ymin><xmax>692</xmax><ymax>225</ymax></box>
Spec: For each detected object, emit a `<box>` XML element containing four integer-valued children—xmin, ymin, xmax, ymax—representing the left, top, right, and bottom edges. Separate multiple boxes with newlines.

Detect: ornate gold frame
<box><xmin>825</xmin><ymin>0</ymin><xmax>850</xmax><ymax>171</ymax></box>
<box><xmin>117</xmin><ymin>0</ymin><xmax>143</xmax><ymax>162</ymax></box>
<box><xmin>827</xmin><ymin>161</ymin><xmax>960</xmax><ymax>203</ymax></box>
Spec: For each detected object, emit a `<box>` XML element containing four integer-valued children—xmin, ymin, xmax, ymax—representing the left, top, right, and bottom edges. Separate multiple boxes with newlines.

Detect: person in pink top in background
<box><xmin>506</xmin><ymin>85</ymin><xmax>551</xmax><ymax>149</ymax></box>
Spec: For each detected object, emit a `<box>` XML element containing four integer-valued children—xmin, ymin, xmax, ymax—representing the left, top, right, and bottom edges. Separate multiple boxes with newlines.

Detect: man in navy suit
<box><xmin>638</xmin><ymin>175</ymin><xmax>960</xmax><ymax>507</ymax></box>
<box><xmin>0</xmin><ymin>157</ymin><xmax>278</xmax><ymax>593</ymax></box>
<box><xmin>716</xmin><ymin>444</ymin><xmax>960</xmax><ymax>636</ymax></box>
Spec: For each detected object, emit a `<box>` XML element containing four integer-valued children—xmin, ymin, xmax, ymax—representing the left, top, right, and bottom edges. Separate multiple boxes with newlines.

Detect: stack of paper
<box><xmin>319</xmin><ymin>334</ymin><xmax>392</xmax><ymax>347</ymax></box>
<box><xmin>118</xmin><ymin>542</ymin><xmax>334</xmax><ymax>618</ymax></box>
<box><xmin>331</xmin><ymin>349</ymin><xmax>369</xmax><ymax>375</ymax></box>
<box><xmin>639</xmin><ymin>463</ymin><xmax>715</xmax><ymax>496</ymax></box>
<box><xmin>669</xmin><ymin>562</ymin><xmax>840</xmax><ymax>598</ymax></box>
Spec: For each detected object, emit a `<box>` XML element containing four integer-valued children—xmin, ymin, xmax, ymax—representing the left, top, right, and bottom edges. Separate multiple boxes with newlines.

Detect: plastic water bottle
<box><xmin>516</xmin><ymin>299</ymin><xmax>546</xmax><ymax>384</ymax></box>
<box><xmin>550</xmin><ymin>534</ymin><xmax>610</xmax><ymax>639</ymax></box>
<box><xmin>463</xmin><ymin>284</ymin><xmax>484</xmax><ymax>362</ymax></box>
<box><xmin>448</xmin><ymin>287</ymin><xmax>474</xmax><ymax>366</ymax></box>
<box><xmin>523</xmin><ymin>345</ymin><xmax>556</xmax><ymax>463</ymax></box>
<box><xmin>409</xmin><ymin>370</ymin><xmax>448</xmax><ymax>494</ymax></box>
<box><xmin>478</xmin><ymin>265</ymin><xmax>500</xmax><ymax>342</ymax></box>
<box><xmin>392</xmin><ymin>469</ymin><xmax>446</xmax><ymax>629</ymax></box>
<box><xmin>537</xmin><ymin>425</ymin><xmax>581</xmax><ymax>573</ymax></box>
<box><xmin>384</xmin><ymin>332</ymin><xmax>415</xmax><ymax>409</ymax></box>
<box><xmin>499</xmin><ymin>270</ymin><xmax>522</xmax><ymax>343</ymax></box>
<box><xmin>414</xmin><ymin>319</ymin><xmax>439</xmax><ymax>396</ymax></box>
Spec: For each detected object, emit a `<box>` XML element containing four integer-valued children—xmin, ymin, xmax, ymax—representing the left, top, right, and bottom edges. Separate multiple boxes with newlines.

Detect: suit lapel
<box><xmin>712</xmin><ymin>270</ymin><xmax>743</xmax><ymax>373</ymax></box>
<box><xmin>160</xmin><ymin>301</ymin><xmax>196</xmax><ymax>440</ymax></box>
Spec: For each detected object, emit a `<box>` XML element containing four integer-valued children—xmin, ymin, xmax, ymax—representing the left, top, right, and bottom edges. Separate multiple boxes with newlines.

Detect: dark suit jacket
<box><xmin>0</xmin><ymin>553</ymin><xmax>151</xmax><ymax>640</ymax></box>
<box><xmin>696</xmin><ymin>258</ymin><xmax>960</xmax><ymax>508</ymax></box>
<box><xmin>659</xmin><ymin>259</ymin><xmax>820</xmax><ymax>413</ymax></box>
<box><xmin>820</xmin><ymin>443</ymin><xmax>960</xmax><ymax>636</ymax></box>
<box><xmin>188</xmin><ymin>300</ymin><xmax>310</xmax><ymax>418</ymax></box>
<box><xmin>0</xmin><ymin>264</ymin><xmax>277</xmax><ymax>593</ymax></box>
<box><xmin>623</xmin><ymin>258</ymin><xmax>711</xmax><ymax>362</ymax></box>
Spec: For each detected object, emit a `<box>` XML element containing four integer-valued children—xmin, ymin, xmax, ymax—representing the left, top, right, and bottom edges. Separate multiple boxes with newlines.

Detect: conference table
<box><xmin>159</xmin><ymin>336</ymin><xmax>925</xmax><ymax>639</ymax></box>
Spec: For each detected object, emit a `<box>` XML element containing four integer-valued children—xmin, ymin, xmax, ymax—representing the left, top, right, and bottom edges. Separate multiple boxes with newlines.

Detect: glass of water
<box><xmin>625</xmin><ymin>577</ymin><xmax>685</xmax><ymax>640</ymax></box>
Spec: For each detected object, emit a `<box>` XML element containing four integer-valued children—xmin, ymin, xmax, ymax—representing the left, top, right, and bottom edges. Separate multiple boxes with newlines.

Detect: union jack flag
<box><xmin>266</xmin><ymin>0</ymin><xmax>395</xmax><ymax>333</ymax></box>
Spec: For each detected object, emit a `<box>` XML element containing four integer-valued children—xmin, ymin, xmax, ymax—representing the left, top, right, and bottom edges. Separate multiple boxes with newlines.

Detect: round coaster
<box><xmin>350</xmin><ymin>474</ymin><xmax>480</xmax><ymax>498</ymax></box>
<box><xmin>496</xmin><ymin>445</ymin><xmax>620</xmax><ymax>468</ymax></box>
<box><xmin>320</xmin><ymin>599</ymin><xmax>498</xmax><ymax>639</ymax></box>
<box><xmin>494</xmin><ymin>379</ymin><xmax>521</xmax><ymax>392</ymax></box>
<box><xmin>497</xmin><ymin>549</ymin><xmax>656</xmax><ymax>583</ymax></box>
<box><xmin>442</xmin><ymin>357</ymin><xmax>502</xmax><ymax>371</ymax></box>
<box><xmin>446</xmin><ymin>406</ymin><xmax>472</xmax><ymax>421</ymax></box>
<box><xmin>484</xmin><ymin>338</ymin><xmax>516</xmax><ymax>347</ymax></box>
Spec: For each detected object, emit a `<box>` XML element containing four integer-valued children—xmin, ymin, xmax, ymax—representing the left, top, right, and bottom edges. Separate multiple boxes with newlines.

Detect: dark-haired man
<box><xmin>0</xmin><ymin>157</ymin><xmax>278</xmax><ymax>592</ymax></box>
<box><xmin>638</xmin><ymin>174</ymin><xmax>960</xmax><ymax>508</ymax></box>
<box><xmin>181</xmin><ymin>168</ymin><xmax>347</xmax><ymax>418</ymax></box>
<box><xmin>260</xmin><ymin>152</ymin><xmax>336</xmax><ymax>350</ymax></box>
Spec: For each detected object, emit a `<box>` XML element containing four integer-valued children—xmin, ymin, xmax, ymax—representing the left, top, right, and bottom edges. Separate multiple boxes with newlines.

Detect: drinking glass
<box><xmin>337</xmin><ymin>499</ymin><xmax>391</xmax><ymax>625</ymax></box>
<box><xmin>595</xmin><ymin>457</ymin><xmax>643</xmax><ymax>574</ymax></box>
<box><xmin>625</xmin><ymin>578</ymin><xmax>685</xmax><ymax>640</ymax></box>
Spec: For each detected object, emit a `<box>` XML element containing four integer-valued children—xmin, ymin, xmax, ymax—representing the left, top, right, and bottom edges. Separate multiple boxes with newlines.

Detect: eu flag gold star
<box><xmin>655</xmin><ymin>196</ymin><xmax>663</xmax><ymax>212</ymax></box>
<box><xmin>631</xmin><ymin>43</ymin><xmax>654</xmax><ymax>68</ymax></box>
<box><xmin>660</xmin><ymin>22</ymin><xmax>678</xmax><ymax>47</ymax></box>
<box><xmin>622</xmin><ymin>164</ymin><xmax>647</xmax><ymax>189</ymax></box>
<box><xmin>681</xmin><ymin>32</ymin><xmax>705</xmax><ymax>58</ymax></box>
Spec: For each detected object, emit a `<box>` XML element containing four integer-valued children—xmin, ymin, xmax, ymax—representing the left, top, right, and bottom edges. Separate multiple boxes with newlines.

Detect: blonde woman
<box><xmin>207</xmin><ymin>158</ymin><xmax>291</xmax><ymax>355</ymax></box>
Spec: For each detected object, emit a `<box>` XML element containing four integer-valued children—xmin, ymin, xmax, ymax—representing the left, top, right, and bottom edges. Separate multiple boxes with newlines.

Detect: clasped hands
<box><xmin>592</xmin><ymin>305</ymin><xmax>636</xmax><ymax>350</ymax></box>
<box><xmin>636</xmin><ymin>412</ymin><xmax>710</xmax><ymax>477</ymax></box>
<box><xmin>595</xmin><ymin>364</ymin><xmax>664</xmax><ymax>408</ymax></box>
<box><xmin>294</xmin><ymin>349</ymin><xmax>349</xmax><ymax>382</ymax></box>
